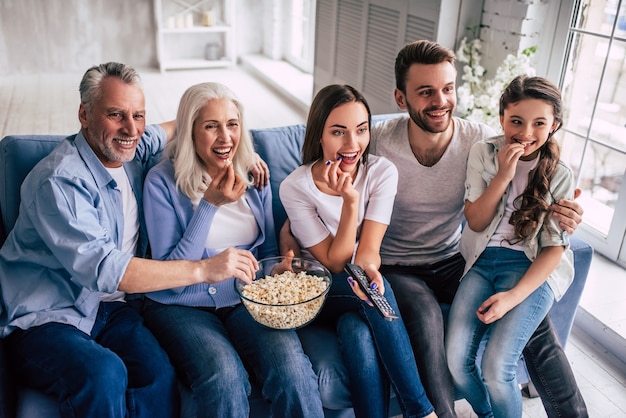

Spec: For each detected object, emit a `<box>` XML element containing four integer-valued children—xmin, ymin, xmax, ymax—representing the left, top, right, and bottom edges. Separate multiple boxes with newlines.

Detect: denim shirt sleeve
<box><xmin>27</xmin><ymin>165</ymin><xmax>131</xmax><ymax>294</ymax></box>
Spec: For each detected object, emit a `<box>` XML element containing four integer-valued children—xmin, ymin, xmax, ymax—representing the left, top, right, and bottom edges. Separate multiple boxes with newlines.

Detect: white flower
<box><xmin>455</xmin><ymin>36</ymin><xmax>537</xmax><ymax>132</ymax></box>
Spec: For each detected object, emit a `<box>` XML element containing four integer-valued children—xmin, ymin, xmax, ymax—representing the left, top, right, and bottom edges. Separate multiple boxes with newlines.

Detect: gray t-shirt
<box><xmin>370</xmin><ymin>114</ymin><xmax>496</xmax><ymax>266</ymax></box>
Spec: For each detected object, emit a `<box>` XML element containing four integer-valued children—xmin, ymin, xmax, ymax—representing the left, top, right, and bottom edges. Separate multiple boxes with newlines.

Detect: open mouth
<box><xmin>213</xmin><ymin>147</ymin><xmax>232</xmax><ymax>159</ymax></box>
<box><xmin>338</xmin><ymin>151</ymin><xmax>359</xmax><ymax>163</ymax></box>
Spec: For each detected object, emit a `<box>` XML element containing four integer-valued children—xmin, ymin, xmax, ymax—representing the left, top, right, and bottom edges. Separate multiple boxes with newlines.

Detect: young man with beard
<box><xmin>370</xmin><ymin>40</ymin><xmax>587</xmax><ymax>418</ymax></box>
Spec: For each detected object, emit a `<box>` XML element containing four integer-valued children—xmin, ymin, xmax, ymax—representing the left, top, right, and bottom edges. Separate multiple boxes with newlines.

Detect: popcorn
<box><xmin>240</xmin><ymin>271</ymin><xmax>329</xmax><ymax>329</ymax></box>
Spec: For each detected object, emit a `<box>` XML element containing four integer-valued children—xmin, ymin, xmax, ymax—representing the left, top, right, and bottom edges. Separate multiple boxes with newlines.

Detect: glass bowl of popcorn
<box><xmin>235</xmin><ymin>256</ymin><xmax>332</xmax><ymax>329</ymax></box>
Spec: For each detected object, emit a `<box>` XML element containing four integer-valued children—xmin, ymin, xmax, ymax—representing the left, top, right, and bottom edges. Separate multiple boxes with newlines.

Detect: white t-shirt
<box><xmin>191</xmin><ymin>197</ymin><xmax>258</xmax><ymax>252</ymax></box>
<box><xmin>103</xmin><ymin>166</ymin><xmax>139</xmax><ymax>302</ymax></box>
<box><xmin>279</xmin><ymin>155</ymin><xmax>398</xmax><ymax>259</ymax></box>
<box><xmin>488</xmin><ymin>156</ymin><xmax>538</xmax><ymax>251</ymax></box>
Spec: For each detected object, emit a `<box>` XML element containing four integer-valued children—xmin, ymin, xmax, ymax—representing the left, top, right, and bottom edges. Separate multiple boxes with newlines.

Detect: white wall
<box><xmin>0</xmin><ymin>0</ymin><xmax>156</xmax><ymax>75</ymax></box>
<box><xmin>0</xmin><ymin>0</ymin><xmax>266</xmax><ymax>75</ymax></box>
<box><xmin>479</xmin><ymin>0</ymin><xmax>564</xmax><ymax>79</ymax></box>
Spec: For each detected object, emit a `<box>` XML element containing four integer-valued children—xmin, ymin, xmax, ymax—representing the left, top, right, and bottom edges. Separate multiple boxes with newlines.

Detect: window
<box><xmin>283</xmin><ymin>0</ymin><xmax>316</xmax><ymax>73</ymax></box>
<box><xmin>555</xmin><ymin>0</ymin><xmax>626</xmax><ymax>265</ymax></box>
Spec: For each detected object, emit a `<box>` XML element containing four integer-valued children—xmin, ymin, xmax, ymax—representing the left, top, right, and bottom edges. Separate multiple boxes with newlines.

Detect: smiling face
<box><xmin>320</xmin><ymin>101</ymin><xmax>370</xmax><ymax>175</ymax></box>
<box><xmin>79</xmin><ymin>77</ymin><xmax>146</xmax><ymax>168</ymax></box>
<box><xmin>192</xmin><ymin>98</ymin><xmax>240</xmax><ymax>177</ymax></box>
<box><xmin>395</xmin><ymin>61</ymin><xmax>457</xmax><ymax>134</ymax></box>
<box><xmin>500</xmin><ymin>98</ymin><xmax>558</xmax><ymax>161</ymax></box>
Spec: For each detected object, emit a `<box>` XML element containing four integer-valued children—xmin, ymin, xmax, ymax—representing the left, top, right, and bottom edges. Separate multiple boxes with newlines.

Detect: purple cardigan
<box><xmin>142</xmin><ymin>158</ymin><xmax>278</xmax><ymax>307</ymax></box>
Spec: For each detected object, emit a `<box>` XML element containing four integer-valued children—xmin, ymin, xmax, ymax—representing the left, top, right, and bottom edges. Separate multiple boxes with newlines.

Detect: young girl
<box><xmin>445</xmin><ymin>75</ymin><xmax>575</xmax><ymax>418</ymax></box>
<box><xmin>280</xmin><ymin>84</ymin><xmax>436</xmax><ymax>418</ymax></box>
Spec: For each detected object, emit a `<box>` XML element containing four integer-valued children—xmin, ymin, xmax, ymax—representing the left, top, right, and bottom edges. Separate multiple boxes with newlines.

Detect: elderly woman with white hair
<box><xmin>141</xmin><ymin>82</ymin><xmax>324</xmax><ymax>418</ymax></box>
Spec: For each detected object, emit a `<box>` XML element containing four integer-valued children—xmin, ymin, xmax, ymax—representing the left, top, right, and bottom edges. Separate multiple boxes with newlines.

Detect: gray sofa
<box><xmin>0</xmin><ymin>113</ymin><xmax>593</xmax><ymax>417</ymax></box>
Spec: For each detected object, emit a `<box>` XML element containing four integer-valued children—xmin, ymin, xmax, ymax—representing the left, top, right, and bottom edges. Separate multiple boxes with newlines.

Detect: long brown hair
<box><xmin>301</xmin><ymin>84</ymin><xmax>372</xmax><ymax>165</ymax></box>
<box><xmin>500</xmin><ymin>75</ymin><xmax>563</xmax><ymax>242</ymax></box>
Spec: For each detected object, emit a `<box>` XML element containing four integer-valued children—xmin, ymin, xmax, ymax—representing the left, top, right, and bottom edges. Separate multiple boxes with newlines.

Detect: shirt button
<box><xmin>208</xmin><ymin>287</ymin><xmax>217</xmax><ymax>295</ymax></box>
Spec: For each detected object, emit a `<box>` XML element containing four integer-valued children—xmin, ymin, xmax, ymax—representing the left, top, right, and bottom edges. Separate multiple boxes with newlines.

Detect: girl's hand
<box><xmin>496</xmin><ymin>143</ymin><xmax>525</xmax><ymax>183</ymax></box>
<box><xmin>322</xmin><ymin>159</ymin><xmax>359</xmax><ymax>203</ymax></box>
<box><xmin>203</xmin><ymin>163</ymin><xmax>246</xmax><ymax>206</ymax></box>
<box><xmin>476</xmin><ymin>291</ymin><xmax>520</xmax><ymax>324</ymax></box>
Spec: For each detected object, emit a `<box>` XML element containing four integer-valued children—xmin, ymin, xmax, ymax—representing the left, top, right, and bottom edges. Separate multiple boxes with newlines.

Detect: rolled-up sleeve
<box><xmin>465</xmin><ymin>141</ymin><xmax>493</xmax><ymax>203</ymax></box>
<box><xmin>539</xmin><ymin>163</ymin><xmax>575</xmax><ymax>249</ymax></box>
<box><xmin>28</xmin><ymin>175</ymin><xmax>131</xmax><ymax>294</ymax></box>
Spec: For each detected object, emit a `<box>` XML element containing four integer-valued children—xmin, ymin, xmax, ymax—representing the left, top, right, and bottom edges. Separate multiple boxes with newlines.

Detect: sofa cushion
<box><xmin>250</xmin><ymin>124</ymin><xmax>306</xmax><ymax>236</ymax></box>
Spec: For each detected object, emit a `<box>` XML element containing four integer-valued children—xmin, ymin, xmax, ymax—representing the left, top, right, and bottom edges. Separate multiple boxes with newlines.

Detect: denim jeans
<box><xmin>312</xmin><ymin>272</ymin><xmax>434</xmax><ymax>418</ymax></box>
<box><xmin>523</xmin><ymin>316</ymin><xmax>589</xmax><ymax>418</ymax></box>
<box><xmin>446</xmin><ymin>248</ymin><xmax>554</xmax><ymax>418</ymax></box>
<box><xmin>4</xmin><ymin>302</ymin><xmax>179</xmax><ymax>418</ymax></box>
<box><xmin>142</xmin><ymin>299</ymin><xmax>324</xmax><ymax>418</ymax></box>
<box><xmin>381</xmin><ymin>253</ymin><xmax>464</xmax><ymax>418</ymax></box>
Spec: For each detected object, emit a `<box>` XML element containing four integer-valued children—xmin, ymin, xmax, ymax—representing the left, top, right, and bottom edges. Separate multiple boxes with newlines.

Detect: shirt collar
<box><xmin>74</xmin><ymin>131</ymin><xmax>116</xmax><ymax>189</ymax></box>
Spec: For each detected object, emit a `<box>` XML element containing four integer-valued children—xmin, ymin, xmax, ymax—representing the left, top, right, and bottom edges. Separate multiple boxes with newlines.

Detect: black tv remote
<box><xmin>344</xmin><ymin>263</ymin><xmax>399</xmax><ymax>321</ymax></box>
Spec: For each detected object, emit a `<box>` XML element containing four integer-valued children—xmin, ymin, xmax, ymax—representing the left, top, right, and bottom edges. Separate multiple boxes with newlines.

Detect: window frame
<box><xmin>549</xmin><ymin>0</ymin><xmax>626</xmax><ymax>266</ymax></box>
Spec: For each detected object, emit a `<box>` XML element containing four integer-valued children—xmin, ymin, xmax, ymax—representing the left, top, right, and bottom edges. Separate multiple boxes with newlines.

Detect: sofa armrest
<box><xmin>549</xmin><ymin>235</ymin><xmax>593</xmax><ymax>347</ymax></box>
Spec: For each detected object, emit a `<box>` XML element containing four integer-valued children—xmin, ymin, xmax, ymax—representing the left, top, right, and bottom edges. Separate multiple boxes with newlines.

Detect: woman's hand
<box><xmin>321</xmin><ymin>159</ymin><xmax>359</xmax><ymax>203</ymax></box>
<box><xmin>203</xmin><ymin>163</ymin><xmax>246</xmax><ymax>206</ymax></box>
<box><xmin>346</xmin><ymin>264</ymin><xmax>385</xmax><ymax>307</ymax></box>
<box><xmin>250</xmin><ymin>152</ymin><xmax>270</xmax><ymax>190</ymax></box>
<box><xmin>200</xmin><ymin>247</ymin><xmax>258</xmax><ymax>284</ymax></box>
<box><xmin>271</xmin><ymin>249</ymin><xmax>296</xmax><ymax>276</ymax></box>
<box><xmin>279</xmin><ymin>219</ymin><xmax>302</xmax><ymax>258</ymax></box>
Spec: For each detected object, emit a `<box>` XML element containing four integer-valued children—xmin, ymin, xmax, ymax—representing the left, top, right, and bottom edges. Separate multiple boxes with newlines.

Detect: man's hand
<box><xmin>551</xmin><ymin>188</ymin><xmax>583</xmax><ymax>235</ymax></box>
<box><xmin>250</xmin><ymin>153</ymin><xmax>270</xmax><ymax>190</ymax></box>
<box><xmin>200</xmin><ymin>248</ymin><xmax>258</xmax><ymax>284</ymax></box>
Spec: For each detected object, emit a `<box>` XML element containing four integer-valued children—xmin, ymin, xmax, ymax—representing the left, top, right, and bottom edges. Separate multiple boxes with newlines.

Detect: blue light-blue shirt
<box><xmin>0</xmin><ymin>125</ymin><xmax>166</xmax><ymax>337</ymax></box>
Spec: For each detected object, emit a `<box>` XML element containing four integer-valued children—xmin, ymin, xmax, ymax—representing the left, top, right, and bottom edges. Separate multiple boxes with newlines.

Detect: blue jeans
<box><xmin>312</xmin><ymin>272</ymin><xmax>434</xmax><ymax>418</ymax></box>
<box><xmin>446</xmin><ymin>248</ymin><xmax>554</xmax><ymax>418</ymax></box>
<box><xmin>142</xmin><ymin>299</ymin><xmax>324</xmax><ymax>418</ymax></box>
<box><xmin>381</xmin><ymin>253</ymin><xmax>464</xmax><ymax>418</ymax></box>
<box><xmin>4</xmin><ymin>302</ymin><xmax>178</xmax><ymax>418</ymax></box>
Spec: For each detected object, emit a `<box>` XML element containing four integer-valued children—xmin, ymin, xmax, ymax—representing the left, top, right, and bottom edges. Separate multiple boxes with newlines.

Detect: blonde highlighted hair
<box><xmin>167</xmin><ymin>82</ymin><xmax>256</xmax><ymax>199</ymax></box>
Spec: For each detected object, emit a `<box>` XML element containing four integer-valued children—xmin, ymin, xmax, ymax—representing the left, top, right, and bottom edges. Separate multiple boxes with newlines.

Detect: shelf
<box><xmin>161</xmin><ymin>25</ymin><xmax>230</xmax><ymax>34</ymax></box>
<box><xmin>160</xmin><ymin>58</ymin><xmax>234</xmax><ymax>70</ymax></box>
<box><xmin>154</xmin><ymin>0</ymin><xmax>235</xmax><ymax>72</ymax></box>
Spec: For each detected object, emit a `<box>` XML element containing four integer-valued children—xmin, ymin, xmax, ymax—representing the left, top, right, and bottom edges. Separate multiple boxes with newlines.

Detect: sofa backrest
<box><xmin>0</xmin><ymin>135</ymin><xmax>65</xmax><ymax>246</ymax></box>
<box><xmin>0</xmin><ymin>113</ymin><xmax>404</xmax><ymax>247</ymax></box>
<box><xmin>250</xmin><ymin>124</ymin><xmax>306</xmax><ymax>234</ymax></box>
